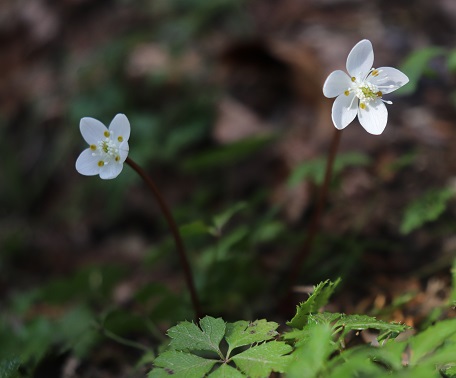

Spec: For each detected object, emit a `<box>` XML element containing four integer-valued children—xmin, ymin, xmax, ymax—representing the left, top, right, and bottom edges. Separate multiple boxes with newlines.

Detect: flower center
<box><xmin>98</xmin><ymin>138</ymin><xmax>119</xmax><ymax>157</ymax></box>
<box><xmin>91</xmin><ymin>135</ymin><xmax>122</xmax><ymax>165</ymax></box>
<box><xmin>353</xmin><ymin>81</ymin><xmax>381</xmax><ymax>103</ymax></box>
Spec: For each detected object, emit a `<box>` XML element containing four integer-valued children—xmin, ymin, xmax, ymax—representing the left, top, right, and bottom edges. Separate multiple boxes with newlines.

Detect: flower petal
<box><xmin>331</xmin><ymin>92</ymin><xmax>358</xmax><ymax>130</ymax></box>
<box><xmin>358</xmin><ymin>99</ymin><xmax>388</xmax><ymax>135</ymax></box>
<box><xmin>76</xmin><ymin>149</ymin><xmax>101</xmax><ymax>176</ymax></box>
<box><xmin>80</xmin><ymin>117</ymin><xmax>108</xmax><ymax>145</ymax></box>
<box><xmin>346</xmin><ymin>40</ymin><xmax>374</xmax><ymax>79</ymax></box>
<box><xmin>323</xmin><ymin>70</ymin><xmax>352</xmax><ymax>98</ymax></box>
<box><xmin>119</xmin><ymin>141</ymin><xmax>129</xmax><ymax>162</ymax></box>
<box><xmin>109</xmin><ymin>113</ymin><xmax>131</xmax><ymax>142</ymax></box>
<box><xmin>99</xmin><ymin>162</ymin><xmax>123</xmax><ymax>180</ymax></box>
<box><xmin>368</xmin><ymin>67</ymin><xmax>409</xmax><ymax>94</ymax></box>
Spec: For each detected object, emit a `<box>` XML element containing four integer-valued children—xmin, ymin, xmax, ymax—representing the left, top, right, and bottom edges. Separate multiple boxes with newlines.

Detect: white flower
<box><xmin>76</xmin><ymin>114</ymin><xmax>130</xmax><ymax>180</ymax></box>
<box><xmin>323</xmin><ymin>39</ymin><xmax>409</xmax><ymax>135</ymax></box>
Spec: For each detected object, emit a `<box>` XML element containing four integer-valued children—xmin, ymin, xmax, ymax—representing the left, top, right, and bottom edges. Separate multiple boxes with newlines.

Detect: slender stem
<box><xmin>102</xmin><ymin>327</ymin><xmax>151</xmax><ymax>352</ymax></box>
<box><xmin>285</xmin><ymin>128</ymin><xmax>342</xmax><ymax>301</ymax></box>
<box><xmin>126</xmin><ymin>157</ymin><xmax>202</xmax><ymax>320</ymax></box>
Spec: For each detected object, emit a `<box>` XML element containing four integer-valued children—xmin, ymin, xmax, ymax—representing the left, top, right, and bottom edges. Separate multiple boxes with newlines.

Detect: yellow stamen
<box><xmin>372</xmin><ymin>69</ymin><xmax>379</xmax><ymax>77</ymax></box>
<box><xmin>360</xmin><ymin>103</ymin><xmax>366</xmax><ymax>110</ymax></box>
<box><xmin>118</xmin><ymin>136</ymin><xmax>123</xmax><ymax>142</ymax></box>
<box><xmin>98</xmin><ymin>161</ymin><xmax>104</xmax><ymax>167</ymax></box>
<box><xmin>376</xmin><ymin>91</ymin><xmax>382</xmax><ymax>97</ymax></box>
<box><xmin>90</xmin><ymin>144</ymin><xmax>96</xmax><ymax>150</ymax></box>
<box><xmin>351</xmin><ymin>77</ymin><xmax>356</xmax><ymax>82</ymax></box>
<box><xmin>344</xmin><ymin>90</ymin><xmax>350</xmax><ymax>96</ymax></box>
<box><xmin>104</xmin><ymin>131</ymin><xmax>110</xmax><ymax>137</ymax></box>
<box><xmin>115</xmin><ymin>155</ymin><xmax>120</xmax><ymax>162</ymax></box>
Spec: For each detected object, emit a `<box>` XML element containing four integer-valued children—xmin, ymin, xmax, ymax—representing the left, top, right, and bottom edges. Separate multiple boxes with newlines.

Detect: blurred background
<box><xmin>1</xmin><ymin>0</ymin><xmax>456</xmax><ymax>376</ymax></box>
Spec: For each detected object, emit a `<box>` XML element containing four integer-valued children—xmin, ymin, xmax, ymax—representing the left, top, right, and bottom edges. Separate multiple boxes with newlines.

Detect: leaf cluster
<box><xmin>149</xmin><ymin>279</ymin><xmax>456</xmax><ymax>378</ymax></box>
<box><xmin>149</xmin><ymin>316</ymin><xmax>292</xmax><ymax>377</ymax></box>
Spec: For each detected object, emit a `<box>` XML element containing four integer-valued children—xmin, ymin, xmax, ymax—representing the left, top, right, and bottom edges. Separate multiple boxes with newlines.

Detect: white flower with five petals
<box><xmin>323</xmin><ymin>39</ymin><xmax>409</xmax><ymax>135</ymax></box>
<box><xmin>76</xmin><ymin>114</ymin><xmax>130</xmax><ymax>180</ymax></box>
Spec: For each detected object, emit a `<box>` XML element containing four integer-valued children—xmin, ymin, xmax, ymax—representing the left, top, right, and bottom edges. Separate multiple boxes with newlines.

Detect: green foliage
<box><xmin>149</xmin><ymin>316</ymin><xmax>291</xmax><ymax>377</ymax></box>
<box><xmin>182</xmin><ymin>136</ymin><xmax>274</xmax><ymax>172</ymax></box>
<box><xmin>286</xmin><ymin>323</ymin><xmax>334</xmax><ymax>377</ymax></box>
<box><xmin>230</xmin><ymin>341</ymin><xmax>292</xmax><ymax>377</ymax></box>
<box><xmin>282</xmin><ymin>280</ymin><xmax>454</xmax><ymax>377</ymax></box>
<box><xmin>287</xmin><ymin>152</ymin><xmax>371</xmax><ymax>187</ymax></box>
<box><xmin>167</xmin><ymin>316</ymin><xmax>225</xmax><ymax>356</ymax></box>
<box><xmin>150</xmin><ymin>351</ymin><xmax>218</xmax><ymax>378</ymax></box>
<box><xmin>210</xmin><ymin>202</ymin><xmax>247</xmax><ymax>237</ymax></box>
<box><xmin>397</xmin><ymin>47</ymin><xmax>445</xmax><ymax>95</ymax></box>
<box><xmin>448</xmin><ymin>49</ymin><xmax>456</xmax><ymax>72</ymax></box>
<box><xmin>287</xmin><ymin>278</ymin><xmax>341</xmax><ymax>329</ymax></box>
<box><xmin>225</xmin><ymin>319</ymin><xmax>279</xmax><ymax>356</ymax></box>
<box><xmin>451</xmin><ymin>259</ymin><xmax>456</xmax><ymax>305</ymax></box>
<box><xmin>0</xmin><ymin>359</ymin><xmax>22</xmax><ymax>378</ymax></box>
<box><xmin>400</xmin><ymin>187</ymin><xmax>454</xmax><ymax>234</ymax></box>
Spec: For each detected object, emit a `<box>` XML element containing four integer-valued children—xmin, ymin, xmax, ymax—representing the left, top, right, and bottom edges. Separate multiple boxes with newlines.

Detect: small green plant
<box><xmin>148</xmin><ymin>279</ymin><xmax>418</xmax><ymax>377</ymax></box>
<box><xmin>148</xmin><ymin>317</ymin><xmax>292</xmax><ymax>377</ymax></box>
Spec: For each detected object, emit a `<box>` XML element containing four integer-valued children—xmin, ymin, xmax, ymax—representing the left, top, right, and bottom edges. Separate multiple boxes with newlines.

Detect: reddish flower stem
<box><xmin>283</xmin><ymin>128</ymin><xmax>342</xmax><ymax>307</ymax></box>
<box><xmin>126</xmin><ymin>157</ymin><xmax>202</xmax><ymax>320</ymax></box>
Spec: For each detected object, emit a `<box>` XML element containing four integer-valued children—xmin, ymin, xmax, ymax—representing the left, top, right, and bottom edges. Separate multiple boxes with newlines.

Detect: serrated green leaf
<box><xmin>0</xmin><ymin>359</ymin><xmax>22</xmax><ymax>378</ymax></box>
<box><xmin>334</xmin><ymin>314</ymin><xmax>408</xmax><ymax>340</ymax></box>
<box><xmin>149</xmin><ymin>351</ymin><xmax>218</xmax><ymax>378</ymax></box>
<box><xmin>308</xmin><ymin>312</ymin><xmax>343</xmax><ymax>325</ymax></box>
<box><xmin>287</xmin><ymin>323</ymin><xmax>334</xmax><ymax>378</ymax></box>
<box><xmin>208</xmin><ymin>364</ymin><xmax>246</xmax><ymax>378</ymax></box>
<box><xmin>397</xmin><ymin>47</ymin><xmax>444</xmax><ymax>96</ymax></box>
<box><xmin>409</xmin><ymin>319</ymin><xmax>456</xmax><ymax>365</ymax></box>
<box><xmin>225</xmin><ymin>319</ymin><xmax>279</xmax><ymax>357</ymax></box>
<box><xmin>400</xmin><ymin>188</ymin><xmax>454</xmax><ymax>234</ymax></box>
<box><xmin>231</xmin><ymin>341</ymin><xmax>292</xmax><ymax>378</ymax></box>
<box><xmin>287</xmin><ymin>279</ymin><xmax>341</xmax><ymax>329</ymax></box>
<box><xmin>167</xmin><ymin>316</ymin><xmax>225</xmax><ymax>356</ymax></box>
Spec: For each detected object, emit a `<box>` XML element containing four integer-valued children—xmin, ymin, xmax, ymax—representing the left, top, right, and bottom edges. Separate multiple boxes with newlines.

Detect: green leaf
<box><xmin>288</xmin><ymin>152</ymin><xmax>370</xmax><ymax>187</ymax></box>
<box><xmin>447</xmin><ymin>49</ymin><xmax>456</xmax><ymax>71</ymax></box>
<box><xmin>443</xmin><ymin>364</ymin><xmax>456</xmax><ymax>378</ymax></box>
<box><xmin>225</xmin><ymin>320</ymin><xmax>279</xmax><ymax>356</ymax></box>
<box><xmin>149</xmin><ymin>351</ymin><xmax>218</xmax><ymax>378</ymax></box>
<box><xmin>208</xmin><ymin>364</ymin><xmax>246</xmax><ymax>377</ymax></box>
<box><xmin>210</xmin><ymin>202</ymin><xmax>247</xmax><ymax>236</ymax></box>
<box><xmin>333</xmin><ymin>314</ymin><xmax>409</xmax><ymax>340</ymax></box>
<box><xmin>180</xmin><ymin>221</ymin><xmax>210</xmax><ymax>238</ymax></box>
<box><xmin>448</xmin><ymin>49</ymin><xmax>456</xmax><ymax>72</ymax></box>
<box><xmin>450</xmin><ymin>259</ymin><xmax>456</xmax><ymax>304</ymax></box>
<box><xmin>409</xmin><ymin>318</ymin><xmax>456</xmax><ymax>365</ymax></box>
<box><xmin>287</xmin><ymin>279</ymin><xmax>341</xmax><ymax>329</ymax></box>
<box><xmin>287</xmin><ymin>324</ymin><xmax>334</xmax><ymax>378</ymax></box>
<box><xmin>58</xmin><ymin>306</ymin><xmax>98</xmax><ymax>358</ymax></box>
<box><xmin>400</xmin><ymin>187</ymin><xmax>454</xmax><ymax>234</ymax></box>
<box><xmin>167</xmin><ymin>316</ymin><xmax>225</xmax><ymax>356</ymax></box>
<box><xmin>231</xmin><ymin>341</ymin><xmax>292</xmax><ymax>378</ymax></box>
<box><xmin>397</xmin><ymin>47</ymin><xmax>445</xmax><ymax>96</ymax></box>
<box><xmin>0</xmin><ymin>359</ymin><xmax>22</xmax><ymax>378</ymax></box>
<box><xmin>326</xmin><ymin>347</ymin><xmax>385</xmax><ymax>378</ymax></box>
